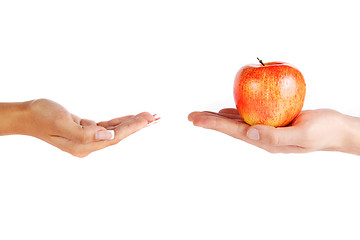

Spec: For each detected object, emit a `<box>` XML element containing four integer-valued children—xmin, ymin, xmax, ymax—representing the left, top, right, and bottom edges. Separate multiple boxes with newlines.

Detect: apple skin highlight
<box><xmin>234</xmin><ymin>62</ymin><xmax>306</xmax><ymax>127</ymax></box>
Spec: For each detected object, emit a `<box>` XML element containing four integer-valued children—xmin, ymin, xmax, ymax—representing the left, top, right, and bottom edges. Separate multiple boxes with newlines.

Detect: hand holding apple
<box><xmin>188</xmin><ymin>108</ymin><xmax>360</xmax><ymax>155</ymax></box>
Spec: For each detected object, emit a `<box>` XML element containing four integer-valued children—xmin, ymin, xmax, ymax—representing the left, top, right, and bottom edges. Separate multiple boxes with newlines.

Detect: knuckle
<box><xmin>28</xmin><ymin>98</ymin><xmax>47</xmax><ymax>114</ymax></box>
<box><xmin>31</xmin><ymin>98</ymin><xmax>49</xmax><ymax>107</ymax></box>
<box><xmin>79</xmin><ymin>135</ymin><xmax>88</xmax><ymax>144</ymax></box>
<box><xmin>262</xmin><ymin>132</ymin><xmax>279</xmax><ymax>146</ymax></box>
<box><xmin>109</xmin><ymin>138</ymin><xmax>121</xmax><ymax>145</ymax></box>
<box><xmin>76</xmin><ymin>131</ymin><xmax>93</xmax><ymax>144</ymax></box>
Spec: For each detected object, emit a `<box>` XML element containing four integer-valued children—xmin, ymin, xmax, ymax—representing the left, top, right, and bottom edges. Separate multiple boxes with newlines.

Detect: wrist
<box><xmin>0</xmin><ymin>101</ymin><xmax>33</xmax><ymax>136</ymax></box>
<box><xmin>337</xmin><ymin>113</ymin><xmax>360</xmax><ymax>155</ymax></box>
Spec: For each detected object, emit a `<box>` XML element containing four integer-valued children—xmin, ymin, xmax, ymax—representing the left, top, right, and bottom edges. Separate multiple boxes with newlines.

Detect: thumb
<box><xmin>64</xmin><ymin>123</ymin><xmax>113</xmax><ymax>143</ymax></box>
<box><xmin>246</xmin><ymin>124</ymin><xmax>302</xmax><ymax>146</ymax></box>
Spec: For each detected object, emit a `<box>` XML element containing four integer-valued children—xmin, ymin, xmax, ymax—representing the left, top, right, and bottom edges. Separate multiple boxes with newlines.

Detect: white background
<box><xmin>1</xmin><ymin>0</ymin><xmax>360</xmax><ymax>239</ymax></box>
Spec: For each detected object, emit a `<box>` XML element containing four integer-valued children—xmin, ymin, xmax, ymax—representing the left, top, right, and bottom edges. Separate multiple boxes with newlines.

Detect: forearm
<box><xmin>0</xmin><ymin>101</ymin><xmax>31</xmax><ymax>136</ymax></box>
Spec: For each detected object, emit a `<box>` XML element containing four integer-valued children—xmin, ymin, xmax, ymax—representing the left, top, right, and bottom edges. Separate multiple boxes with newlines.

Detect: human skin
<box><xmin>188</xmin><ymin>108</ymin><xmax>360</xmax><ymax>155</ymax></box>
<box><xmin>0</xmin><ymin>99</ymin><xmax>157</xmax><ymax>157</ymax></box>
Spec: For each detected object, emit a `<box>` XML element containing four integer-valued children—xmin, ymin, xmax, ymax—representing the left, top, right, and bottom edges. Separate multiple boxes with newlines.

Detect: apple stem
<box><xmin>257</xmin><ymin>57</ymin><xmax>265</xmax><ymax>66</ymax></box>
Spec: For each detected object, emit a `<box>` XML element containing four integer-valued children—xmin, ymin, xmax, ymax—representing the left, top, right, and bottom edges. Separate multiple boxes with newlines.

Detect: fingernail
<box><xmin>146</xmin><ymin>116</ymin><xmax>160</xmax><ymax>128</ymax></box>
<box><xmin>95</xmin><ymin>130</ymin><xmax>114</xmax><ymax>140</ymax></box>
<box><xmin>247</xmin><ymin>128</ymin><xmax>260</xmax><ymax>141</ymax></box>
<box><xmin>153</xmin><ymin>114</ymin><xmax>160</xmax><ymax>122</ymax></box>
<box><xmin>153</xmin><ymin>114</ymin><xmax>160</xmax><ymax>120</ymax></box>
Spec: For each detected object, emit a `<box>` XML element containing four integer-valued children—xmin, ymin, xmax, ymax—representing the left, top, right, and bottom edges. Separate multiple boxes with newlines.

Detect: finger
<box><xmin>189</xmin><ymin>111</ymin><xmax>227</xmax><ymax>122</ymax></box>
<box><xmin>189</xmin><ymin>111</ymin><xmax>242</xmax><ymax>122</ymax></box>
<box><xmin>217</xmin><ymin>108</ymin><xmax>243</xmax><ymax>120</ymax></box>
<box><xmin>188</xmin><ymin>111</ymin><xmax>202</xmax><ymax>122</ymax></box>
<box><xmin>214</xmin><ymin>112</ymin><xmax>243</xmax><ymax>120</ymax></box>
<box><xmin>68</xmin><ymin>112</ymin><xmax>155</xmax><ymax>156</ymax></box>
<box><xmin>111</xmin><ymin>112</ymin><xmax>154</xmax><ymax>143</ymax></box>
<box><xmin>89</xmin><ymin>112</ymin><xmax>154</xmax><ymax>147</ymax></box>
<box><xmin>71</xmin><ymin>116</ymin><xmax>111</xmax><ymax>141</ymax></box>
<box><xmin>189</xmin><ymin>112</ymin><xmax>308</xmax><ymax>154</ymax></box>
<box><xmin>55</xmin><ymin>117</ymin><xmax>110</xmax><ymax>144</ymax></box>
<box><xmin>72</xmin><ymin>112</ymin><xmax>154</xmax><ymax>147</ymax></box>
<box><xmin>218</xmin><ymin>108</ymin><xmax>240</xmax><ymax>115</ymax></box>
<box><xmin>71</xmin><ymin>114</ymin><xmax>82</xmax><ymax>125</ymax></box>
<box><xmin>93</xmin><ymin>112</ymin><xmax>155</xmax><ymax>142</ymax></box>
<box><xmin>246</xmin><ymin>124</ymin><xmax>305</xmax><ymax>147</ymax></box>
<box><xmin>190</xmin><ymin>114</ymin><xmax>250</xmax><ymax>140</ymax></box>
<box><xmin>80</xmin><ymin>119</ymin><xmax>97</xmax><ymax>127</ymax></box>
<box><xmin>97</xmin><ymin>115</ymin><xmax>134</xmax><ymax>129</ymax></box>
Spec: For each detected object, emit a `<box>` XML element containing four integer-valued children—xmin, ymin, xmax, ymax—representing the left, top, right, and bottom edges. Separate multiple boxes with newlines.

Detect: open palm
<box><xmin>26</xmin><ymin>99</ymin><xmax>157</xmax><ymax>157</ymax></box>
<box><xmin>188</xmin><ymin>108</ymin><xmax>348</xmax><ymax>154</ymax></box>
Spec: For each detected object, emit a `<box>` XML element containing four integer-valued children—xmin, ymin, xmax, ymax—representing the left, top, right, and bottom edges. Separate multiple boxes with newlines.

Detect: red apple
<box><xmin>233</xmin><ymin>58</ymin><xmax>306</xmax><ymax>127</ymax></box>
